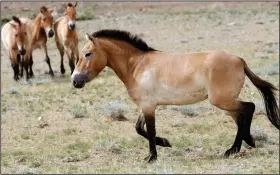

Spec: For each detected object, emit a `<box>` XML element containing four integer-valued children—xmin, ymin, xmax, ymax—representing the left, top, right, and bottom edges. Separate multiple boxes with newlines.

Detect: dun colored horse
<box><xmin>1</xmin><ymin>16</ymin><xmax>29</xmax><ymax>80</ymax></box>
<box><xmin>54</xmin><ymin>2</ymin><xmax>79</xmax><ymax>75</ymax></box>
<box><xmin>71</xmin><ymin>29</ymin><xmax>279</xmax><ymax>162</ymax></box>
<box><xmin>20</xmin><ymin>6</ymin><xmax>55</xmax><ymax>78</ymax></box>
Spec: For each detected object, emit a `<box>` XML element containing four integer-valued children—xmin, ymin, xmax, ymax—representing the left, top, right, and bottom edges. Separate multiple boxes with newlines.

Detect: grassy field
<box><xmin>1</xmin><ymin>2</ymin><xmax>279</xmax><ymax>174</ymax></box>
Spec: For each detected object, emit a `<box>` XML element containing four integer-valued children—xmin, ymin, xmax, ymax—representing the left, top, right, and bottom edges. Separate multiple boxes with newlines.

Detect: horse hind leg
<box><xmin>212</xmin><ymin>100</ymin><xmax>256</xmax><ymax>157</ymax></box>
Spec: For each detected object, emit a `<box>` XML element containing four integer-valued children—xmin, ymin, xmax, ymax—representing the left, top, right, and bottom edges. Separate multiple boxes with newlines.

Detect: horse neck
<box><xmin>100</xmin><ymin>39</ymin><xmax>143</xmax><ymax>86</ymax></box>
<box><xmin>30</xmin><ymin>15</ymin><xmax>43</xmax><ymax>42</ymax></box>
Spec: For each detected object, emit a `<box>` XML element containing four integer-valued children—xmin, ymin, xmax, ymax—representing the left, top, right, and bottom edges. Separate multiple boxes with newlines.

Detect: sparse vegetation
<box><xmin>101</xmin><ymin>100</ymin><xmax>128</xmax><ymax>121</ymax></box>
<box><xmin>70</xmin><ymin>103</ymin><xmax>88</xmax><ymax>118</ymax></box>
<box><xmin>1</xmin><ymin>2</ymin><xmax>279</xmax><ymax>174</ymax></box>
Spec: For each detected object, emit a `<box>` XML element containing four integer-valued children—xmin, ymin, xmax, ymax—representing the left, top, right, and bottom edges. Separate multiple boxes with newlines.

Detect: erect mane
<box><xmin>92</xmin><ymin>29</ymin><xmax>157</xmax><ymax>52</ymax></box>
<box><xmin>12</xmin><ymin>16</ymin><xmax>21</xmax><ymax>26</ymax></box>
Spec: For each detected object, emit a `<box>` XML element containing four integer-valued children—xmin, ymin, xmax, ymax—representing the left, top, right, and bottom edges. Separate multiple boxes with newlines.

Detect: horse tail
<box><xmin>240</xmin><ymin>58</ymin><xmax>279</xmax><ymax>130</ymax></box>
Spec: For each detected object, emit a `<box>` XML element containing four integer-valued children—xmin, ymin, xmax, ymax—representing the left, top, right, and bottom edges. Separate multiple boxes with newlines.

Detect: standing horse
<box><xmin>71</xmin><ymin>29</ymin><xmax>279</xmax><ymax>162</ymax></box>
<box><xmin>54</xmin><ymin>2</ymin><xmax>79</xmax><ymax>75</ymax></box>
<box><xmin>1</xmin><ymin>16</ymin><xmax>29</xmax><ymax>80</ymax></box>
<box><xmin>20</xmin><ymin>6</ymin><xmax>55</xmax><ymax>78</ymax></box>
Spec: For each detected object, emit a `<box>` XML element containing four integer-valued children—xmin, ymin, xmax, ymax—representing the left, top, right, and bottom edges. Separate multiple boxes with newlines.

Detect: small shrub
<box><xmin>101</xmin><ymin>100</ymin><xmax>128</xmax><ymax>121</ymax></box>
<box><xmin>70</xmin><ymin>103</ymin><xmax>88</xmax><ymax>118</ymax></box>
<box><xmin>95</xmin><ymin>139</ymin><xmax>121</xmax><ymax>154</ymax></box>
<box><xmin>77</xmin><ymin>11</ymin><xmax>95</xmax><ymax>21</ymax></box>
<box><xmin>7</xmin><ymin>87</ymin><xmax>18</xmax><ymax>94</ymax></box>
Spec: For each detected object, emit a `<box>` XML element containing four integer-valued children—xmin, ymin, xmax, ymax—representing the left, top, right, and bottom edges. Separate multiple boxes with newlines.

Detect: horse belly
<box><xmin>138</xmin><ymin>70</ymin><xmax>208</xmax><ymax>106</ymax></box>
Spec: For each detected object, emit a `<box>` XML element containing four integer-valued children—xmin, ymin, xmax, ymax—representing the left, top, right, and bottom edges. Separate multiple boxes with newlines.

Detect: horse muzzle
<box><xmin>71</xmin><ymin>72</ymin><xmax>88</xmax><ymax>89</ymax></box>
<box><xmin>48</xmin><ymin>29</ymin><xmax>54</xmax><ymax>38</ymax></box>
<box><xmin>69</xmin><ymin>23</ymin><xmax>76</xmax><ymax>31</ymax></box>
<box><xmin>19</xmin><ymin>48</ymin><xmax>26</xmax><ymax>55</ymax></box>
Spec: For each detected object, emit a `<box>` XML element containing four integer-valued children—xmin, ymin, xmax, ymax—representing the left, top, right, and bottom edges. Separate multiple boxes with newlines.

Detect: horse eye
<box><xmin>85</xmin><ymin>52</ymin><xmax>92</xmax><ymax>57</ymax></box>
<box><xmin>43</xmin><ymin>18</ymin><xmax>46</xmax><ymax>22</ymax></box>
<box><xmin>25</xmin><ymin>32</ymin><xmax>27</xmax><ymax>35</ymax></box>
<box><xmin>15</xmin><ymin>34</ymin><xmax>18</xmax><ymax>37</ymax></box>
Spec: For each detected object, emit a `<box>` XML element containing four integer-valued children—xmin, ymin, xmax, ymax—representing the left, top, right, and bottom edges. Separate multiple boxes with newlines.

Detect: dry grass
<box><xmin>1</xmin><ymin>2</ymin><xmax>279</xmax><ymax>174</ymax></box>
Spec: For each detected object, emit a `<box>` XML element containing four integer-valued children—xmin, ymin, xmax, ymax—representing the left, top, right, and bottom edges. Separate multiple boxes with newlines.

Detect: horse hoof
<box><xmin>244</xmin><ymin>135</ymin><xmax>256</xmax><ymax>148</ymax></box>
<box><xmin>61</xmin><ymin>69</ymin><xmax>65</xmax><ymax>74</ymax></box>
<box><xmin>157</xmin><ymin>137</ymin><xmax>172</xmax><ymax>147</ymax></box>
<box><xmin>144</xmin><ymin>154</ymin><xmax>157</xmax><ymax>163</ymax></box>
<box><xmin>224</xmin><ymin>146</ymin><xmax>240</xmax><ymax>158</ymax></box>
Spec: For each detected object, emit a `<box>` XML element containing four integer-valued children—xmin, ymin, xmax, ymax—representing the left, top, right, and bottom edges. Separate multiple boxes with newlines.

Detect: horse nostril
<box><xmin>48</xmin><ymin>30</ymin><xmax>54</xmax><ymax>37</ymax></box>
<box><xmin>73</xmin><ymin>80</ymin><xmax>77</xmax><ymax>86</ymax></box>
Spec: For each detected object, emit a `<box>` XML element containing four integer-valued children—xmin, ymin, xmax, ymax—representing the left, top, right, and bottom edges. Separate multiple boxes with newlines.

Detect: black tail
<box><xmin>241</xmin><ymin>58</ymin><xmax>279</xmax><ymax>129</ymax></box>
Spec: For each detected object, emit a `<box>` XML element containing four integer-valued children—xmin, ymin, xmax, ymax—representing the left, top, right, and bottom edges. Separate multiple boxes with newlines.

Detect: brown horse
<box><xmin>71</xmin><ymin>29</ymin><xmax>279</xmax><ymax>162</ymax></box>
<box><xmin>1</xmin><ymin>16</ymin><xmax>29</xmax><ymax>80</ymax></box>
<box><xmin>54</xmin><ymin>2</ymin><xmax>79</xmax><ymax>75</ymax></box>
<box><xmin>20</xmin><ymin>6</ymin><xmax>55</xmax><ymax>78</ymax></box>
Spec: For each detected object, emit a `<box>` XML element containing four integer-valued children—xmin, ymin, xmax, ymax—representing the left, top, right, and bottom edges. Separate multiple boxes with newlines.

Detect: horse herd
<box><xmin>1</xmin><ymin>3</ymin><xmax>78</xmax><ymax>81</ymax></box>
<box><xmin>2</xmin><ymin>3</ymin><xmax>279</xmax><ymax>163</ymax></box>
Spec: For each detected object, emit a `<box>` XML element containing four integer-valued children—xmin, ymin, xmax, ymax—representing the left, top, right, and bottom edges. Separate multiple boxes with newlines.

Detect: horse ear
<box><xmin>85</xmin><ymin>33</ymin><xmax>97</xmax><ymax>44</ymax></box>
<box><xmin>74</xmin><ymin>2</ymin><xmax>78</xmax><ymax>7</ymax></box>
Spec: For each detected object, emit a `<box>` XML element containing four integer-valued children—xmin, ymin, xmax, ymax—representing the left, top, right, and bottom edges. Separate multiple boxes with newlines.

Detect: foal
<box><xmin>71</xmin><ymin>30</ymin><xmax>279</xmax><ymax>162</ymax></box>
<box><xmin>54</xmin><ymin>2</ymin><xmax>79</xmax><ymax>75</ymax></box>
<box><xmin>20</xmin><ymin>6</ymin><xmax>55</xmax><ymax>78</ymax></box>
<box><xmin>1</xmin><ymin>16</ymin><xmax>29</xmax><ymax>80</ymax></box>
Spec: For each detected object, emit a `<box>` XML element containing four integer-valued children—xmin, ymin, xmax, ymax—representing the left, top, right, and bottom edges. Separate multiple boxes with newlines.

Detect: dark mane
<box><xmin>40</xmin><ymin>6</ymin><xmax>48</xmax><ymax>13</ymax></box>
<box><xmin>12</xmin><ymin>16</ymin><xmax>21</xmax><ymax>26</ymax></box>
<box><xmin>92</xmin><ymin>29</ymin><xmax>157</xmax><ymax>52</ymax></box>
<box><xmin>67</xmin><ymin>3</ymin><xmax>73</xmax><ymax>7</ymax></box>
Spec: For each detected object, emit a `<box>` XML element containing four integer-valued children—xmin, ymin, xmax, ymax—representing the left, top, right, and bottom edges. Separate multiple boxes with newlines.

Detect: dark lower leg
<box><xmin>225</xmin><ymin>102</ymin><xmax>255</xmax><ymax>157</ymax></box>
<box><xmin>18</xmin><ymin>54</ymin><xmax>23</xmax><ymax>77</ymax></box>
<box><xmin>136</xmin><ymin>114</ymin><xmax>171</xmax><ymax>147</ymax></box>
<box><xmin>69</xmin><ymin>59</ymin><xmax>75</xmax><ymax>75</ymax></box>
<box><xmin>24</xmin><ymin>59</ymin><xmax>29</xmax><ymax>80</ymax></box>
<box><xmin>12</xmin><ymin>63</ymin><xmax>19</xmax><ymax>81</ymax></box>
<box><xmin>144</xmin><ymin>114</ymin><xmax>157</xmax><ymax>163</ymax></box>
<box><xmin>242</xmin><ymin>102</ymin><xmax>255</xmax><ymax>147</ymax></box>
<box><xmin>29</xmin><ymin>55</ymin><xmax>34</xmax><ymax>77</ymax></box>
<box><xmin>45</xmin><ymin>55</ymin><xmax>54</xmax><ymax>76</ymax></box>
<box><xmin>60</xmin><ymin>49</ymin><xmax>65</xmax><ymax>74</ymax></box>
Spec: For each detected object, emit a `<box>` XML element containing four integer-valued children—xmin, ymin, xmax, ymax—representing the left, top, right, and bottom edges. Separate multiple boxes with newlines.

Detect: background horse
<box><xmin>20</xmin><ymin>6</ymin><xmax>55</xmax><ymax>78</ymax></box>
<box><xmin>71</xmin><ymin>29</ymin><xmax>279</xmax><ymax>163</ymax></box>
<box><xmin>54</xmin><ymin>2</ymin><xmax>79</xmax><ymax>75</ymax></box>
<box><xmin>1</xmin><ymin>16</ymin><xmax>29</xmax><ymax>80</ymax></box>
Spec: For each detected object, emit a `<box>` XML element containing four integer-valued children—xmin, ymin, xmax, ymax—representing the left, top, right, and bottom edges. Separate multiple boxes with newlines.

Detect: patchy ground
<box><xmin>1</xmin><ymin>2</ymin><xmax>279</xmax><ymax>174</ymax></box>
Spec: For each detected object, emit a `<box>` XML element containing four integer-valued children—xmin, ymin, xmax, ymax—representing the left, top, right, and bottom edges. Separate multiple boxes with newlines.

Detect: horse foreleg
<box><xmin>23</xmin><ymin>55</ymin><xmax>30</xmax><ymax>81</ymax></box>
<box><xmin>58</xmin><ymin>45</ymin><xmax>65</xmax><ymax>74</ymax></box>
<box><xmin>74</xmin><ymin>46</ymin><xmax>79</xmax><ymax>64</ymax></box>
<box><xmin>141</xmin><ymin>108</ymin><xmax>157</xmax><ymax>163</ymax></box>
<box><xmin>66</xmin><ymin>49</ymin><xmax>75</xmax><ymax>75</ymax></box>
<box><xmin>135</xmin><ymin>114</ymin><xmax>172</xmax><ymax>147</ymax></box>
<box><xmin>29</xmin><ymin>54</ymin><xmax>34</xmax><ymax>78</ymax></box>
<box><xmin>42</xmin><ymin>44</ymin><xmax>54</xmax><ymax>76</ymax></box>
<box><xmin>18</xmin><ymin>54</ymin><xmax>24</xmax><ymax>78</ymax></box>
<box><xmin>10</xmin><ymin>51</ymin><xmax>19</xmax><ymax>81</ymax></box>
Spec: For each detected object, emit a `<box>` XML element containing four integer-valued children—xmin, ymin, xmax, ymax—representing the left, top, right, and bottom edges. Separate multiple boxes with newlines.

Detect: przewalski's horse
<box><xmin>20</xmin><ymin>6</ymin><xmax>55</xmax><ymax>78</ymax></box>
<box><xmin>71</xmin><ymin>29</ymin><xmax>279</xmax><ymax>162</ymax></box>
<box><xmin>54</xmin><ymin>2</ymin><xmax>79</xmax><ymax>75</ymax></box>
<box><xmin>1</xmin><ymin>16</ymin><xmax>29</xmax><ymax>80</ymax></box>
